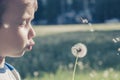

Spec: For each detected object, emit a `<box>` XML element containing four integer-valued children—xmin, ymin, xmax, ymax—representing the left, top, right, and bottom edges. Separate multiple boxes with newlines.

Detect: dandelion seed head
<box><xmin>71</xmin><ymin>43</ymin><xmax>87</xmax><ymax>58</ymax></box>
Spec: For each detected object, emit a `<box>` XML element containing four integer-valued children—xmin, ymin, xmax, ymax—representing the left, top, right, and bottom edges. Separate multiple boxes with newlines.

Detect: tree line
<box><xmin>33</xmin><ymin>0</ymin><xmax>120</xmax><ymax>25</ymax></box>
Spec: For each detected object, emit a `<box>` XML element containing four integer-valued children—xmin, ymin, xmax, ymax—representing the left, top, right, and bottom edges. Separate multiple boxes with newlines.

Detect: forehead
<box><xmin>9</xmin><ymin>0</ymin><xmax>38</xmax><ymax>11</ymax></box>
<box><xmin>20</xmin><ymin>0</ymin><xmax>38</xmax><ymax>11</ymax></box>
<box><xmin>0</xmin><ymin>0</ymin><xmax>38</xmax><ymax>27</ymax></box>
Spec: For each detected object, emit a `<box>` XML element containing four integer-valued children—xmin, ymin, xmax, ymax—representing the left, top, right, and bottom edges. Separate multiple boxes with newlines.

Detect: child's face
<box><xmin>0</xmin><ymin>0</ymin><xmax>38</xmax><ymax>57</ymax></box>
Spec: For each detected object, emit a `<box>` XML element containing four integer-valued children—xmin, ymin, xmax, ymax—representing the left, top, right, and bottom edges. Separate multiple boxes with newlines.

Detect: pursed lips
<box><xmin>26</xmin><ymin>40</ymin><xmax>35</xmax><ymax>51</ymax></box>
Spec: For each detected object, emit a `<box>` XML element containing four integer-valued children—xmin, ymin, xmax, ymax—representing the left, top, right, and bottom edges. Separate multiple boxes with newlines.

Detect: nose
<box><xmin>28</xmin><ymin>26</ymin><xmax>36</xmax><ymax>39</ymax></box>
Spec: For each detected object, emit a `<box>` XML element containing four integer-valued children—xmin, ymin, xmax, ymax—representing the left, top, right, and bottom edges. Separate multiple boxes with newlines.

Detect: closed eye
<box><xmin>20</xmin><ymin>20</ymin><xmax>27</xmax><ymax>26</ymax></box>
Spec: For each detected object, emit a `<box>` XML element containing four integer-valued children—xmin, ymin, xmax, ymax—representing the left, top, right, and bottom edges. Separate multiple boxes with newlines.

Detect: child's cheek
<box><xmin>7</xmin><ymin>27</ymin><xmax>28</xmax><ymax>53</ymax></box>
<box><xmin>15</xmin><ymin>27</ymin><xmax>29</xmax><ymax>48</ymax></box>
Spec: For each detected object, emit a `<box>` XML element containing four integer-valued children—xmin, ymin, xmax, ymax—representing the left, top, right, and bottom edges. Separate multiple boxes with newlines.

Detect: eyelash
<box><xmin>21</xmin><ymin>21</ymin><xmax>27</xmax><ymax>26</ymax></box>
<box><xmin>18</xmin><ymin>18</ymin><xmax>33</xmax><ymax>28</ymax></box>
<box><xmin>20</xmin><ymin>20</ymin><xmax>31</xmax><ymax>27</ymax></box>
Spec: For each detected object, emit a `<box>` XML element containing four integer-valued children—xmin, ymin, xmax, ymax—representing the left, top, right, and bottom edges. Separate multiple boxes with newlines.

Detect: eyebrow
<box><xmin>22</xmin><ymin>16</ymin><xmax>34</xmax><ymax>21</ymax></box>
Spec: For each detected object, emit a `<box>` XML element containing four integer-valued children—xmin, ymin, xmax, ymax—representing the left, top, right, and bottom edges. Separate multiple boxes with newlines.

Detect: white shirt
<box><xmin>0</xmin><ymin>63</ymin><xmax>21</xmax><ymax>80</ymax></box>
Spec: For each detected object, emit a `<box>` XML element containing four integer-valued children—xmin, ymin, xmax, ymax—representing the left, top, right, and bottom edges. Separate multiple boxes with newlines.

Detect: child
<box><xmin>0</xmin><ymin>0</ymin><xmax>38</xmax><ymax>80</ymax></box>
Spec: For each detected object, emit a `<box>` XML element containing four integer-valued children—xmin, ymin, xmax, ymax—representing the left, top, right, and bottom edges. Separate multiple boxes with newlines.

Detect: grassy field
<box><xmin>34</xmin><ymin>23</ymin><xmax>120</xmax><ymax>36</ymax></box>
<box><xmin>24</xmin><ymin>24</ymin><xmax>120</xmax><ymax>80</ymax></box>
<box><xmin>25</xmin><ymin>68</ymin><xmax>120</xmax><ymax>80</ymax></box>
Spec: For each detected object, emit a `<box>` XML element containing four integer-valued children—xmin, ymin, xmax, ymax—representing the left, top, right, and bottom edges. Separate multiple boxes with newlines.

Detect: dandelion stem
<box><xmin>72</xmin><ymin>56</ymin><xmax>79</xmax><ymax>80</ymax></box>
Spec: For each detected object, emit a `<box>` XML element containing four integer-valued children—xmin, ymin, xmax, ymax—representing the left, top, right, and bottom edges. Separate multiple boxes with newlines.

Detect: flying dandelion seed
<box><xmin>82</xmin><ymin>19</ymin><xmax>88</xmax><ymax>24</ymax></box>
<box><xmin>112</xmin><ymin>37</ymin><xmax>120</xmax><ymax>43</ymax></box>
<box><xmin>88</xmin><ymin>23</ymin><xmax>94</xmax><ymax>32</ymax></box>
<box><xmin>118</xmin><ymin>48</ymin><xmax>120</xmax><ymax>51</ymax></box>
<box><xmin>117</xmin><ymin>49</ymin><xmax>120</xmax><ymax>56</ymax></box>
<box><xmin>71</xmin><ymin>43</ymin><xmax>87</xmax><ymax>58</ymax></box>
<box><xmin>80</xmin><ymin>17</ymin><xmax>94</xmax><ymax>32</ymax></box>
<box><xmin>117</xmin><ymin>48</ymin><xmax>120</xmax><ymax>55</ymax></box>
<box><xmin>112</xmin><ymin>38</ymin><xmax>118</xmax><ymax>43</ymax></box>
<box><xmin>80</xmin><ymin>17</ymin><xmax>88</xmax><ymax>24</ymax></box>
<box><xmin>116</xmin><ymin>37</ymin><xmax>120</xmax><ymax>41</ymax></box>
<box><xmin>112</xmin><ymin>37</ymin><xmax>120</xmax><ymax>55</ymax></box>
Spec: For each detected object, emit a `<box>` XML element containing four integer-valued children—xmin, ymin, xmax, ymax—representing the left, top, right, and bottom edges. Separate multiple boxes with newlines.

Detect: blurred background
<box><xmin>7</xmin><ymin>0</ymin><xmax>120</xmax><ymax>80</ymax></box>
<box><xmin>33</xmin><ymin>0</ymin><xmax>120</xmax><ymax>25</ymax></box>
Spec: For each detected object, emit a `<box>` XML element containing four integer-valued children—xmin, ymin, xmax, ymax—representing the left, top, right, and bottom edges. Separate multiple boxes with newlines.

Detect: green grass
<box><xmin>25</xmin><ymin>68</ymin><xmax>120</xmax><ymax>80</ymax></box>
<box><xmin>34</xmin><ymin>23</ymin><xmax>120</xmax><ymax>36</ymax></box>
<box><xmin>20</xmin><ymin>24</ymin><xmax>120</xmax><ymax>80</ymax></box>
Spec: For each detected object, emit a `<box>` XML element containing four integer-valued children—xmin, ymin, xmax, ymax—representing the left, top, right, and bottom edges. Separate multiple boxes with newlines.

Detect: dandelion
<box><xmin>71</xmin><ymin>43</ymin><xmax>87</xmax><ymax>58</ymax></box>
<box><xmin>71</xmin><ymin>43</ymin><xmax>87</xmax><ymax>80</ymax></box>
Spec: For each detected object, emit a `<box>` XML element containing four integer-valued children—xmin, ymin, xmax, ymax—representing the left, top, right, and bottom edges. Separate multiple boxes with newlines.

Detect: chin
<box><xmin>8</xmin><ymin>51</ymin><xmax>26</xmax><ymax>57</ymax></box>
<box><xmin>16</xmin><ymin>51</ymin><xmax>26</xmax><ymax>57</ymax></box>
